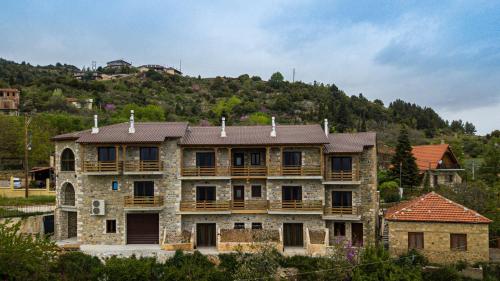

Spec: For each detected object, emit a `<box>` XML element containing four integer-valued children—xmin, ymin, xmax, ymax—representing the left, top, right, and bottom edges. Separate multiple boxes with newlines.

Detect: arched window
<box><xmin>61</xmin><ymin>148</ymin><xmax>75</xmax><ymax>171</ymax></box>
<box><xmin>61</xmin><ymin>183</ymin><xmax>75</xmax><ymax>206</ymax></box>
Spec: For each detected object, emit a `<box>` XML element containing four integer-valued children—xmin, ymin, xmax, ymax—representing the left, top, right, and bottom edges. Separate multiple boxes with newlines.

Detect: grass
<box><xmin>0</xmin><ymin>208</ymin><xmax>49</xmax><ymax>218</ymax></box>
<box><xmin>0</xmin><ymin>195</ymin><xmax>56</xmax><ymax>206</ymax></box>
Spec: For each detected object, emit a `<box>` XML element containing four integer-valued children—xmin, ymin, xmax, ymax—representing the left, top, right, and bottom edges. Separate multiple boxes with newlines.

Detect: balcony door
<box><xmin>332</xmin><ymin>191</ymin><xmax>352</xmax><ymax>208</ymax></box>
<box><xmin>332</xmin><ymin>157</ymin><xmax>352</xmax><ymax>171</ymax></box>
<box><xmin>196</xmin><ymin>152</ymin><xmax>215</xmax><ymax>167</ymax></box>
<box><xmin>282</xmin><ymin>186</ymin><xmax>302</xmax><ymax>201</ymax></box>
<box><xmin>283</xmin><ymin>223</ymin><xmax>304</xmax><ymax>247</ymax></box>
<box><xmin>98</xmin><ymin>147</ymin><xmax>116</xmax><ymax>161</ymax></box>
<box><xmin>140</xmin><ymin>147</ymin><xmax>158</xmax><ymax>161</ymax></box>
<box><xmin>233</xmin><ymin>153</ymin><xmax>245</xmax><ymax>167</ymax></box>
<box><xmin>196</xmin><ymin>186</ymin><xmax>216</xmax><ymax>201</ymax></box>
<box><xmin>134</xmin><ymin>181</ymin><xmax>154</xmax><ymax>197</ymax></box>
<box><xmin>233</xmin><ymin>186</ymin><xmax>244</xmax><ymax>201</ymax></box>
<box><xmin>283</xmin><ymin>151</ymin><xmax>301</xmax><ymax>167</ymax></box>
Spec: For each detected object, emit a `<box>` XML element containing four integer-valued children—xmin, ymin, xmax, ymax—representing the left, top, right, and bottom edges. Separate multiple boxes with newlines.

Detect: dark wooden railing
<box><xmin>324</xmin><ymin>206</ymin><xmax>358</xmax><ymax>215</ymax></box>
<box><xmin>83</xmin><ymin>161</ymin><xmax>121</xmax><ymax>172</ymax></box>
<box><xmin>268</xmin><ymin>165</ymin><xmax>322</xmax><ymax>176</ymax></box>
<box><xmin>325</xmin><ymin>170</ymin><xmax>357</xmax><ymax>181</ymax></box>
<box><xmin>269</xmin><ymin>200</ymin><xmax>323</xmax><ymax>211</ymax></box>
<box><xmin>181</xmin><ymin>166</ymin><xmax>230</xmax><ymax>177</ymax></box>
<box><xmin>124</xmin><ymin>196</ymin><xmax>164</xmax><ymax>207</ymax></box>
<box><xmin>124</xmin><ymin>160</ymin><xmax>163</xmax><ymax>172</ymax></box>
<box><xmin>180</xmin><ymin>200</ymin><xmax>231</xmax><ymax>211</ymax></box>
<box><xmin>230</xmin><ymin>166</ymin><xmax>267</xmax><ymax>177</ymax></box>
<box><xmin>231</xmin><ymin>200</ymin><xmax>268</xmax><ymax>211</ymax></box>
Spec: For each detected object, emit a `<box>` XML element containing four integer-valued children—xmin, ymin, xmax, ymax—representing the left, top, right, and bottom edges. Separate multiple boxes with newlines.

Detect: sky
<box><xmin>1</xmin><ymin>0</ymin><xmax>499</xmax><ymax>134</ymax></box>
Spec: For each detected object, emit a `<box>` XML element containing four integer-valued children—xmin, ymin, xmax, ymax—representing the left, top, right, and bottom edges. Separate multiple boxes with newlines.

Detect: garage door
<box><xmin>126</xmin><ymin>213</ymin><xmax>159</xmax><ymax>244</ymax></box>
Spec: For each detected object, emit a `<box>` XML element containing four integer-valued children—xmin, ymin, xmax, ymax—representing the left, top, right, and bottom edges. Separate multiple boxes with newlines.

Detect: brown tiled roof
<box><xmin>385</xmin><ymin>192</ymin><xmax>491</xmax><ymax>224</ymax></box>
<box><xmin>180</xmin><ymin>125</ymin><xmax>329</xmax><ymax>146</ymax></box>
<box><xmin>324</xmin><ymin>132</ymin><xmax>376</xmax><ymax>153</ymax></box>
<box><xmin>412</xmin><ymin>144</ymin><xmax>458</xmax><ymax>171</ymax></box>
<box><xmin>53</xmin><ymin>122</ymin><xmax>188</xmax><ymax>143</ymax></box>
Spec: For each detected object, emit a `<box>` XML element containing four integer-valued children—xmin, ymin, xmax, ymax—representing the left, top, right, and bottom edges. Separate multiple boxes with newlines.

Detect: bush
<box><xmin>379</xmin><ymin>181</ymin><xmax>401</xmax><ymax>203</ymax></box>
<box><xmin>163</xmin><ymin>250</ymin><xmax>227</xmax><ymax>281</ymax></box>
<box><xmin>53</xmin><ymin>252</ymin><xmax>103</xmax><ymax>281</ymax></box>
<box><xmin>422</xmin><ymin>266</ymin><xmax>459</xmax><ymax>281</ymax></box>
<box><xmin>103</xmin><ymin>255</ymin><xmax>162</xmax><ymax>281</ymax></box>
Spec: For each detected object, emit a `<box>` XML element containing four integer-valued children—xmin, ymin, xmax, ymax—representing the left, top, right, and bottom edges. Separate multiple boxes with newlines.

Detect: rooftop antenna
<box><xmin>91</xmin><ymin>61</ymin><xmax>96</xmax><ymax>71</ymax></box>
<box><xmin>179</xmin><ymin>59</ymin><xmax>182</xmax><ymax>72</ymax></box>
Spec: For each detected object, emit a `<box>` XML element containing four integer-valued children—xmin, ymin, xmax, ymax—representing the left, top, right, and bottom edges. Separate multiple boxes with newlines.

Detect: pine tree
<box><xmin>390</xmin><ymin>126</ymin><xmax>420</xmax><ymax>188</ymax></box>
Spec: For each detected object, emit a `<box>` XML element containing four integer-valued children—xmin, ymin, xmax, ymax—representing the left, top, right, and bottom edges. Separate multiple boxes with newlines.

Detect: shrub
<box><xmin>103</xmin><ymin>255</ymin><xmax>162</xmax><ymax>281</ymax></box>
<box><xmin>422</xmin><ymin>266</ymin><xmax>459</xmax><ymax>281</ymax></box>
<box><xmin>379</xmin><ymin>181</ymin><xmax>401</xmax><ymax>202</ymax></box>
<box><xmin>53</xmin><ymin>252</ymin><xmax>103</xmax><ymax>281</ymax></box>
<box><xmin>162</xmin><ymin>250</ymin><xmax>227</xmax><ymax>281</ymax></box>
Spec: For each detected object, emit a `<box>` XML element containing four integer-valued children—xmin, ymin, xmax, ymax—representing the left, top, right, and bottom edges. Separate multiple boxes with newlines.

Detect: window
<box><xmin>352</xmin><ymin>223</ymin><xmax>363</xmax><ymax>247</ymax></box>
<box><xmin>448</xmin><ymin>174</ymin><xmax>454</xmax><ymax>183</ymax></box>
<box><xmin>334</xmin><ymin>222</ymin><xmax>346</xmax><ymax>236</ymax></box>
<box><xmin>234</xmin><ymin>223</ymin><xmax>245</xmax><ymax>229</ymax></box>
<box><xmin>106</xmin><ymin>220</ymin><xmax>116</xmax><ymax>233</ymax></box>
<box><xmin>251</xmin><ymin>185</ymin><xmax>262</xmax><ymax>198</ymax></box>
<box><xmin>282</xmin><ymin>186</ymin><xmax>302</xmax><ymax>201</ymax></box>
<box><xmin>283</xmin><ymin>151</ymin><xmax>301</xmax><ymax>166</ymax></box>
<box><xmin>140</xmin><ymin>147</ymin><xmax>158</xmax><ymax>161</ymax></box>
<box><xmin>133</xmin><ymin>181</ymin><xmax>154</xmax><ymax>197</ymax></box>
<box><xmin>196</xmin><ymin>186</ymin><xmax>216</xmax><ymax>201</ymax></box>
<box><xmin>332</xmin><ymin>157</ymin><xmax>352</xmax><ymax>171</ymax></box>
<box><xmin>61</xmin><ymin>148</ymin><xmax>75</xmax><ymax>171</ymax></box>
<box><xmin>408</xmin><ymin>232</ymin><xmax>424</xmax><ymax>250</ymax></box>
<box><xmin>251</xmin><ymin>153</ymin><xmax>261</xmax><ymax>166</ymax></box>
<box><xmin>450</xmin><ymin>234</ymin><xmax>467</xmax><ymax>251</ymax></box>
<box><xmin>233</xmin><ymin>153</ymin><xmax>244</xmax><ymax>166</ymax></box>
<box><xmin>196</xmin><ymin>152</ymin><xmax>215</xmax><ymax>167</ymax></box>
<box><xmin>332</xmin><ymin>191</ymin><xmax>352</xmax><ymax>207</ymax></box>
<box><xmin>433</xmin><ymin>175</ymin><xmax>438</xmax><ymax>186</ymax></box>
<box><xmin>252</xmin><ymin>223</ymin><xmax>263</xmax><ymax>229</ymax></box>
<box><xmin>98</xmin><ymin>147</ymin><xmax>116</xmax><ymax>161</ymax></box>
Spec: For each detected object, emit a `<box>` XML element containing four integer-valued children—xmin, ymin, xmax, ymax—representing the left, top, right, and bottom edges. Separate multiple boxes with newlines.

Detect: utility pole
<box><xmin>179</xmin><ymin>59</ymin><xmax>182</xmax><ymax>72</ymax></box>
<box><xmin>24</xmin><ymin>113</ymin><xmax>32</xmax><ymax>198</ymax></box>
<box><xmin>399</xmin><ymin>161</ymin><xmax>402</xmax><ymax>187</ymax></box>
<box><xmin>292</xmin><ymin>68</ymin><xmax>295</xmax><ymax>83</ymax></box>
<box><xmin>472</xmin><ymin>160</ymin><xmax>475</xmax><ymax>181</ymax></box>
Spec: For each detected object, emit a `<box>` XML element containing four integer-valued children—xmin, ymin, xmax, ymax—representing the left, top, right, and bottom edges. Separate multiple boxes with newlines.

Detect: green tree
<box><xmin>247</xmin><ymin>112</ymin><xmax>270</xmax><ymax>125</ymax></box>
<box><xmin>390</xmin><ymin>126</ymin><xmax>420</xmax><ymax>188</ymax></box>
<box><xmin>379</xmin><ymin>181</ymin><xmax>401</xmax><ymax>203</ymax></box>
<box><xmin>52</xmin><ymin>252</ymin><xmax>104</xmax><ymax>281</ymax></box>
<box><xmin>479</xmin><ymin>139</ymin><xmax>500</xmax><ymax>185</ymax></box>
<box><xmin>269</xmin><ymin>72</ymin><xmax>284</xmax><ymax>89</ymax></box>
<box><xmin>0</xmin><ymin>220</ymin><xmax>59</xmax><ymax>280</ymax></box>
<box><xmin>464</xmin><ymin>122</ymin><xmax>476</xmax><ymax>135</ymax></box>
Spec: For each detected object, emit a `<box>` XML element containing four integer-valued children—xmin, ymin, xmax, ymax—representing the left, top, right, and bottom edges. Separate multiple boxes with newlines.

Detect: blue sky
<box><xmin>1</xmin><ymin>0</ymin><xmax>499</xmax><ymax>134</ymax></box>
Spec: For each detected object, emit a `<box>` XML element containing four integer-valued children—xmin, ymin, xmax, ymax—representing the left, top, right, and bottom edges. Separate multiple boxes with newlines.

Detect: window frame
<box><xmin>252</xmin><ymin>223</ymin><xmax>263</xmax><ymax>229</ymax></box>
<box><xmin>140</xmin><ymin>147</ymin><xmax>159</xmax><ymax>161</ymax></box>
<box><xmin>61</xmin><ymin>148</ymin><xmax>75</xmax><ymax>172</ymax></box>
<box><xmin>283</xmin><ymin>151</ymin><xmax>302</xmax><ymax>166</ymax></box>
<box><xmin>234</xmin><ymin>223</ymin><xmax>245</xmax><ymax>229</ymax></box>
<box><xmin>408</xmin><ymin>232</ymin><xmax>424</xmax><ymax>250</ymax></box>
<box><xmin>196</xmin><ymin>152</ymin><xmax>215</xmax><ymax>167</ymax></box>
<box><xmin>251</xmin><ymin>185</ymin><xmax>262</xmax><ymax>198</ymax></box>
<box><xmin>450</xmin><ymin>233</ymin><xmax>467</xmax><ymax>251</ymax></box>
<box><xmin>98</xmin><ymin>147</ymin><xmax>116</xmax><ymax>162</ymax></box>
<box><xmin>331</xmin><ymin>156</ymin><xmax>352</xmax><ymax>171</ymax></box>
<box><xmin>106</xmin><ymin>220</ymin><xmax>117</xmax><ymax>233</ymax></box>
<box><xmin>332</xmin><ymin>191</ymin><xmax>352</xmax><ymax>207</ymax></box>
<box><xmin>250</xmin><ymin>152</ymin><xmax>261</xmax><ymax>166</ymax></box>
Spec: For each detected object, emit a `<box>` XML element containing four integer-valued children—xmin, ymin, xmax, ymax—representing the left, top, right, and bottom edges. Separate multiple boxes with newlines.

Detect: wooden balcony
<box><xmin>268</xmin><ymin>165</ymin><xmax>322</xmax><ymax>177</ymax></box>
<box><xmin>324</xmin><ymin>206</ymin><xmax>359</xmax><ymax>216</ymax></box>
<box><xmin>230</xmin><ymin>166</ymin><xmax>267</xmax><ymax>177</ymax></box>
<box><xmin>181</xmin><ymin>166</ymin><xmax>230</xmax><ymax>177</ymax></box>
<box><xmin>83</xmin><ymin>161</ymin><xmax>121</xmax><ymax>173</ymax></box>
<box><xmin>180</xmin><ymin>200</ymin><xmax>231</xmax><ymax>212</ymax></box>
<box><xmin>269</xmin><ymin>200</ymin><xmax>323</xmax><ymax>211</ymax></box>
<box><xmin>325</xmin><ymin>170</ymin><xmax>358</xmax><ymax>182</ymax></box>
<box><xmin>124</xmin><ymin>196</ymin><xmax>164</xmax><ymax>208</ymax></box>
<box><xmin>124</xmin><ymin>160</ymin><xmax>163</xmax><ymax>172</ymax></box>
<box><xmin>231</xmin><ymin>200</ymin><xmax>268</xmax><ymax>213</ymax></box>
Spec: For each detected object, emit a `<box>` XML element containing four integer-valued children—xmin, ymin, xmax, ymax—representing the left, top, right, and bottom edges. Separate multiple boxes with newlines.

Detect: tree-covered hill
<box><xmin>0</xmin><ymin>58</ymin><xmax>483</xmax><ymax>166</ymax></box>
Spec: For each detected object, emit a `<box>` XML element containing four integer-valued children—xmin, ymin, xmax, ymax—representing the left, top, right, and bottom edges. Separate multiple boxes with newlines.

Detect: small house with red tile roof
<box><xmin>0</xmin><ymin>88</ymin><xmax>20</xmax><ymax>116</ymax></box>
<box><xmin>385</xmin><ymin>192</ymin><xmax>491</xmax><ymax>263</ymax></box>
<box><xmin>412</xmin><ymin>144</ymin><xmax>463</xmax><ymax>187</ymax></box>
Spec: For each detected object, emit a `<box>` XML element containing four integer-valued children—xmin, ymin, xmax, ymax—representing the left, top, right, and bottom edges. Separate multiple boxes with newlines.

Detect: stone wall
<box><xmin>387</xmin><ymin>221</ymin><xmax>490</xmax><ymax>264</ymax></box>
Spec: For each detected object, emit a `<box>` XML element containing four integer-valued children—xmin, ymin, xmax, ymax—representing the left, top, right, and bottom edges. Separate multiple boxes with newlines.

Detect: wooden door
<box><xmin>233</xmin><ymin>152</ymin><xmax>245</xmax><ymax>167</ymax></box>
<box><xmin>126</xmin><ymin>213</ymin><xmax>159</xmax><ymax>244</ymax></box>
<box><xmin>196</xmin><ymin>223</ymin><xmax>216</xmax><ymax>247</ymax></box>
<box><xmin>352</xmin><ymin>223</ymin><xmax>363</xmax><ymax>247</ymax></box>
<box><xmin>196</xmin><ymin>186</ymin><xmax>216</xmax><ymax>201</ymax></box>
<box><xmin>233</xmin><ymin>186</ymin><xmax>244</xmax><ymax>201</ymax></box>
<box><xmin>283</xmin><ymin>223</ymin><xmax>303</xmax><ymax>247</ymax></box>
<box><xmin>67</xmin><ymin>211</ymin><xmax>77</xmax><ymax>238</ymax></box>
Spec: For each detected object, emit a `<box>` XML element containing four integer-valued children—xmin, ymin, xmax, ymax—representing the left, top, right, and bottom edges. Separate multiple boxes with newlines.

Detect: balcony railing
<box><xmin>83</xmin><ymin>161</ymin><xmax>121</xmax><ymax>172</ymax></box>
<box><xmin>124</xmin><ymin>160</ymin><xmax>163</xmax><ymax>172</ymax></box>
<box><xmin>124</xmin><ymin>196</ymin><xmax>164</xmax><ymax>207</ymax></box>
<box><xmin>180</xmin><ymin>200</ymin><xmax>231</xmax><ymax>211</ymax></box>
<box><xmin>268</xmin><ymin>165</ymin><xmax>322</xmax><ymax>176</ymax></box>
<box><xmin>181</xmin><ymin>166</ymin><xmax>230</xmax><ymax>177</ymax></box>
<box><xmin>231</xmin><ymin>200</ymin><xmax>268</xmax><ymax>211</ymax></box>
<box><xmin>325</xmin><ymin>170</ymin><xmax>357</xmax><ymax>181</ymax></box>
<box><xmin>230</xmin><ymin>166</ymin><xmax>267</xmax><ymax>177</ymax></box>
<box><xmin>269</xmin><ymin>200</ymin><xmax>323</xmax><ymax>211</ymax></box>
<box><xmin>324</xmin><ymin>206</ymin><xmax>358</xmax><ymax>215</ymax></box>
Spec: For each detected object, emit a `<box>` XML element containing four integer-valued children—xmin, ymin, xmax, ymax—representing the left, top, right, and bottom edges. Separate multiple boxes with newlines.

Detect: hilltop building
<box><xmin>412</xmin><ymin>144</ymin><xmax>463</xmax><ymax>187</ymax></box>
<box><xmin>105</xmin><ymin>59</ymin><xmax>132</xmax><ymax>69</ymax></box>
<box><xmin>52</xmin><ymin>115</ymin><xmax>378</xmax><ymax>254</ymax></box>
<box><xmin>0</xmin><ymin>88</ymin><xmax>20</xmax><ymax>116</ymax></box>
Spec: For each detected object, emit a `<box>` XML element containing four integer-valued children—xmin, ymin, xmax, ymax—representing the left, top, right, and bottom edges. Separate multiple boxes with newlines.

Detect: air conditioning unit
<box><xmin>91</xmin><ymin>199</ymin><xmax>105</xmax><ymax>216</ymax></box>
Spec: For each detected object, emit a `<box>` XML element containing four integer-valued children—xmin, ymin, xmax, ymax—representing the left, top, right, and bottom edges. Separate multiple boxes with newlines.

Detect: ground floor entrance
<box><xmin>283</xmin><ymin>223</ymin><xmax>304</xmax><ymax>247</ymax></box>
<box><xmin>126</xmin><ymin>213</ymin><xmax>159</xmax><ymax>244</ymax></box>
<box><xmin>196</xmin><ymin>223</ymin><xmax>216</xmax><ymax>247</ymax></box>
<box><xmin>67</xmin><ymin>211</ymin><xmax>77</xmax><ymax>238</ymax></box>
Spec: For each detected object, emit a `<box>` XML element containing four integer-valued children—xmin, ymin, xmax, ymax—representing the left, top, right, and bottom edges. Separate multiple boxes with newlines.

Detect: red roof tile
<box><xmin>385</xmin><ymin>192</ymin><xmax>491</xmax><ymax>224</ymax></box>
<box><xmin>324</xmin><ymin>132</ymin><xmax>376</xmax><ymax>153</ymax></box>
<box><xmin>411</xmin><ymin>144</ymin><xmax>456</xmax><ymax>171</ymax></box>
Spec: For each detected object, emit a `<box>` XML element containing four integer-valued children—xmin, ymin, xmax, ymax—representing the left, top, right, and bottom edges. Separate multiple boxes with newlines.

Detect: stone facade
<box><xmin>387</xmin><ymin>221</ymin><xmax>490</xmax><ymax>264</ymax></box>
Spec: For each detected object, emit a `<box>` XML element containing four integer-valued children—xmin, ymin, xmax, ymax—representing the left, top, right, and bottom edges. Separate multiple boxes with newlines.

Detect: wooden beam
<box><xmin>266</xmin><ymin>146</ymin><xmax>270</xmax><ymax>175</ymax></box>
<box><xmin>320</xmin><ymin>145</ymin><xmax>324</xmax><ymax>178</ymax></box>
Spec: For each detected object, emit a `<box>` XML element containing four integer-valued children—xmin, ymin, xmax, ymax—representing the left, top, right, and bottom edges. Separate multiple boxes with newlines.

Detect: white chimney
<box><xmin>324</xmin><ymin>119</ymin><xmax>329</xmax><ymax>136</ymax></box>
<box><xmin>270</xmin><ymin>116</ymin><xmax>276</xmax><ymax>137</ymax></box>
<box><xmin>220</xmin><ymin>117</ymin><xmax>227</xmax><ymax>137</ymax></box>
<box><xmin>91</xmin><ymin>115</ymin><xmax>99</xmax><ymax>134</ymax></box>
<box><xmin>128</xmin><ymin>110</ymin><xmax>135</xmax><ymax>134</ymax></box>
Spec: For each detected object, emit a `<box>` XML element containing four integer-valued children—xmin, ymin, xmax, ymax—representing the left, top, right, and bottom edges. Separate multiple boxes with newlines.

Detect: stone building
<box><xmin>385</xmin><ymin>192</ymin><xmax>491</xmax><ymax>264</ymax></box>
<box><xmin>412</xmin><ymin>144</ymin><xmax>463</xmax><ymax>187</ymax></box>
<box><xmin>0</xmin><ymin>88</ymin><xmax>20</xmax><ymax>116</ymax></box>
<box><xmin>52</xmin><ymin>114</ymin><xmax>378</xmax><ymax>253</ymax></box>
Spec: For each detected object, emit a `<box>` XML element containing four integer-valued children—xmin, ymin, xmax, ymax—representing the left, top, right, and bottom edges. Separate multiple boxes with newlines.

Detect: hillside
<box><xmin>0</xmin><ymin>58</ymin><xmax>487</xmax><ymax>167</ymax></box>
